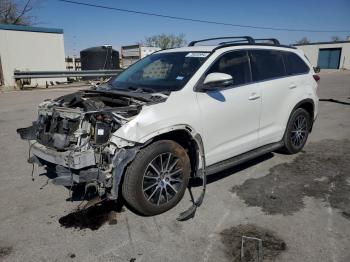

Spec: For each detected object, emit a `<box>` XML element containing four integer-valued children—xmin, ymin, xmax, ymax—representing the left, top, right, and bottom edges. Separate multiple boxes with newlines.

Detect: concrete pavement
<box><xmin>0</xmin><ymin>71</ymin><xmax>349</xmax><ymax>262</ymax></box>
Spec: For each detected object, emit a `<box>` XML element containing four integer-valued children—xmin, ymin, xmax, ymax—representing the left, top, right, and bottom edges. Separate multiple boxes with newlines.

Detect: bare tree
<box><xmin>144</xmin><ymin>33</ymin><xmax>187</xmax><ymax>50</ymax></box>
<box><xmin>295</xmin><ymin>37</ymin><xmax>310</xmax><ymax>45</ymax></box>
<box><xmin>331</xmin><ymin>36</ymin><xmax>342</xmax><ymax>42</ymax></box>
<box><xmin>0</xmin><ymin>0</ymin><xmax>40</xmax><ymax>25</ymax></box>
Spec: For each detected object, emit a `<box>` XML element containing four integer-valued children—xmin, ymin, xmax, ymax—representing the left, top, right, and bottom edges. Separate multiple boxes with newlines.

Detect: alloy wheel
<box><xmin>142</xmin><ymin>152</ymin><xmax>184</xmax><ymax>205</ymax></box>
<box><xmin>291</xmin><ymin>115</ymin><xmax>307</xmax><ymax>147</ymax></box>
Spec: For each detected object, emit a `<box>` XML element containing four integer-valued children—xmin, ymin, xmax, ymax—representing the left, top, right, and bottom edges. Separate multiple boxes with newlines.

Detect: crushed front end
<box><xmin>17</xmin><ymin>89</ymin><xmax>160</xmax><ymax>201</ymax></box>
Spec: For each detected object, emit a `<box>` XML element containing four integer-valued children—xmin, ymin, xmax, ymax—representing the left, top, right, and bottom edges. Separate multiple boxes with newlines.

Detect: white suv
<box><xmin>18</xmin><ymin>37</ymin><xmax>319</xmax><ymax>220</ymax></box>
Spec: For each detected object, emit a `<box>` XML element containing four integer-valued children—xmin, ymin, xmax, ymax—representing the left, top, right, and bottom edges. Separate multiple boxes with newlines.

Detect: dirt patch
<box><xmin>0</xmin><ymin>246</ymin><xmax>13</xmax><ymax>260</ymax></box>
<box><xmin>59</xmin><ymin>200</ymin><xmax>122</xmax><ymax>230</ymax></box>
<box><xmin>232</xmin><ymin>139</ymin><xmax>350</xmax><ymax>218</ymax></box>
<box><xmin>220</xmin><ymin>224</ymin><xmax>286</xmax><ymax>262</ymax></box>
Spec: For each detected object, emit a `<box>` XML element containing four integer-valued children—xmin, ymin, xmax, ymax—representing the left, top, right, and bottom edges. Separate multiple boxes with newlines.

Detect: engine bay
<box><xmin>23</xmin><ymin>89</ymin><xmax>163</xmax><ymax>150</ymax></box>
<box><xmin>17</xmin><ymin>89</ymin><xmax>168</xmax><ymax>200</ymax></box>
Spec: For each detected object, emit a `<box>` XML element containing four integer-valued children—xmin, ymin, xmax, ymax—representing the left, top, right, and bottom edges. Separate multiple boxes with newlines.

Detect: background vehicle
<box><xmin>18</xmin><ymin>36</ymin><xmax>319</xmax><ymax>219</ymax></box>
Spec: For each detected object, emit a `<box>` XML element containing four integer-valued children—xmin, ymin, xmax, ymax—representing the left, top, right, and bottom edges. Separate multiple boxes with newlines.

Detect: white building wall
<box><xmin>296</xmin><ymin>42</ymin><xmax>350</xmax><ymax>70</ymax></box>
<box><xmin>0</xmin><ymin>29</ymin><xmax>65</xmax><ymax>88</ymax></box>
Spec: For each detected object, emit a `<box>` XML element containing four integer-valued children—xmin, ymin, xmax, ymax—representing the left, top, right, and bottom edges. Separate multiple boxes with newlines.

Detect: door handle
<box><xmin>248</xmin><ymin>93</ymin><xmax>260</xmax><ymax>100</ymax></box>
<box><xmin>289</xmin><ymin>84</ymin><xmax>297</xmax><ymax>89</ymax></box>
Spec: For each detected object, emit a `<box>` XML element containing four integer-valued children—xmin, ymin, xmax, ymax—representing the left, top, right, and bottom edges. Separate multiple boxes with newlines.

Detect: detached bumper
<box><xmin>31</xmin><ymin>142</ymin><xmax>96</xmax><ymax>170</ymax></box>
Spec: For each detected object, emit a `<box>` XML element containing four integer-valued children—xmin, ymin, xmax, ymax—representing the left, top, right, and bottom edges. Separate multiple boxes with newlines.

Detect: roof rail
<box><xmin>254</xmin><ymin>38</ymin><xmax>280</xmax><ymax>45</ymax></box>
<box><xmin>188</xmin><ymin>36</ymin><xmax>255</xmax><ymax>46</ymax></box>
<box><xmin>219</xmin><ymin>40</ymin><xmax>251</xmax><ymax>45</ymax></box>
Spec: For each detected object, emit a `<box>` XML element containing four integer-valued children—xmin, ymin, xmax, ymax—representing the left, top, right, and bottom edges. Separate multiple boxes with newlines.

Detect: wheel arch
<box><xmin>144</xmin><ymin>126</ymin><xmax>203</xmax><ymax>177</ymax></box>
<box><xmin>289</xmin><ymin>98</ymin><xmax>315</xmax><ymax>131</ymax></box>
<box><xmin>295</xmin><ymin>99</ymin><xmax>314</xmax><ymax>118</ymax></box>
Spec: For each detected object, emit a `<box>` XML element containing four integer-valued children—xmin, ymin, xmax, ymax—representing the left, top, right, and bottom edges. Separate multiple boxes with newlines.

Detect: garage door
<box><xmin>317</xmin><ymin>48</ymin><xmax>342</xmax><ymax>69</ymax></box>
<box><xmin>0</xmin><ymin>56</ymin><xmax>3</xmax><ymax>86</ymax></box>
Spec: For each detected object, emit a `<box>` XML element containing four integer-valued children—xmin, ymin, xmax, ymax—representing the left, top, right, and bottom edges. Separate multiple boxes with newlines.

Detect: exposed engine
<box><xmin>34</xmin><ymin>90</ymin><xmax>146</xmax><ymax>150</ymax></box>
<box><xmin>17</xmin><ymin>89</ymin><xmax>167</xmax><ymax>201</ymax></box>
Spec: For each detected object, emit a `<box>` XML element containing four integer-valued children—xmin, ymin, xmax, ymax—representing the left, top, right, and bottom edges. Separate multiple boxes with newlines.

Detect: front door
<box><xmin>196</xmin><ymin>50</ymin><xmax>261</xmax><ymax>166</ymax></box>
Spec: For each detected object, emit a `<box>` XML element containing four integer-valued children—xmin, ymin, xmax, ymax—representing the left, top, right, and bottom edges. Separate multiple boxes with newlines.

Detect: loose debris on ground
<box><xmin>232</xmin><ymin>139</ymin><xmax>350</xmax><ymax>218</ymax></box>
<box><xmin>59</xmin><ymin>200</ymin><xmax>122</xmax><ymax>230</ymax></box>
<box><xmin>0</xmin><ymin>246</ymin><xmax>13</xmax><ymax>260</ymax></box>
<box><xmin>220</xmin><ymin>224</ymin><xmax>286</xmax><ymax>262</ymax></box>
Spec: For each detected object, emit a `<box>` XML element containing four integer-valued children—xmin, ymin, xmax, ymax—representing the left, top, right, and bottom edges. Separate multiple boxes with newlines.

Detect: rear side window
<box><xmin>249</xmin><ymin>50</ymin><xmax>286</xmax><ymax>81</ymax></box>
<box><xmin>283</xmin><ymin>52</ymin><xmax>310</xmax><ymax>75</ymax></box>
<box><xmin>207</xmin><ymin>50</ymin><xmax>251</xmax><ymax>86</ymax></box>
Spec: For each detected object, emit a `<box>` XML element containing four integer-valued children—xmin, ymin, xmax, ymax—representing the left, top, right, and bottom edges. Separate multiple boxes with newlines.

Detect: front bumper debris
<box><xmin>30</xmin><ymin>142</ymin><xmax>96</xmax><ymax>170</ymax></box>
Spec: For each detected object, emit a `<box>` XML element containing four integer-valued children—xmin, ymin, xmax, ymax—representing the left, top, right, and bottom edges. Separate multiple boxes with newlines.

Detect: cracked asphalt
<box><xmin>0</xmin><ymin>71</ymin><xmax>349</xmax><ymax>262</ymax></box>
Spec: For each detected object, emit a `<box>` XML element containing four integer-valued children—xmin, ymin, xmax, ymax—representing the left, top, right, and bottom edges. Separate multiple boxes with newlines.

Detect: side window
<box><xmin>249</xmin><ymin>50</ymin><xmax>286</xmax><ymax>81</ymax></box>
<box><xmin>207</xmin><ymin>50</ymin><xmax>251</xmax><ymax>86</ymax></box>
<box><xmin>283</xmin><ymin>52</ymin><xmax>310</xmax><ymax>75</ymax></box>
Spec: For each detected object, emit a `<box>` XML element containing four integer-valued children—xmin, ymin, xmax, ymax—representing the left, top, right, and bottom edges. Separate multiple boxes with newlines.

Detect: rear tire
<box><xmin>122</xmin><ymin>140</ymin><xmax>190</xmax><ymax>216</ymax></box>
<box><xmin>280</xmin><ymin>108</ymin><xmax>311</xmax><ymax>154</ymax></box>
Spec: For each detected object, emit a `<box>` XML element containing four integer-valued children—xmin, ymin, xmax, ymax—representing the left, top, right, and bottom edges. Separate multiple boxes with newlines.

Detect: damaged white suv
<box><xmin>18</xmin><ymin>37</ymin><xmax>319</xmax><ymax>220</ymax></box>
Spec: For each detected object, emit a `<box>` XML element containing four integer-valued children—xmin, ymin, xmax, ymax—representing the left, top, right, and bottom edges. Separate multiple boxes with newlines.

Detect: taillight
<box><xmin>313</xmin><ymin>75</ymin><xmax>320</xmax><ymax>82</ymax></box>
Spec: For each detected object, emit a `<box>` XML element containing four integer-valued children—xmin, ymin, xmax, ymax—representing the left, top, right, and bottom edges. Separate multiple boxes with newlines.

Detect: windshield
<box><xmin>110</xmin><ymin>52</ymin><xmax>209</xmax><ymax>92</ymax></box>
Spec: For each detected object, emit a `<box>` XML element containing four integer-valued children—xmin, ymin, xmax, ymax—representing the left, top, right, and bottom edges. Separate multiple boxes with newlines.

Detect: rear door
<box><xmin>252</xmin><ymin>49</ymin><xmax>311</xmax><ymax>147</ymax></box>
<box><xmin>249</xmin><ymin>49</ymin><xmax>290</xmax><ymax>146</ymax></box>
<box><xmin>196</xmin><ymin>50</ymin><xmax>261</xmax><ymax>166</ymax></box>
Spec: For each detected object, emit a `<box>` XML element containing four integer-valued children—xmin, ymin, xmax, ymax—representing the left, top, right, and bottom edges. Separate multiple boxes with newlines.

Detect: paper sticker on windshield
<box><xmin>186</xmin><ymin>52</ymin><xmax>210</xmax><ymax>58</ymax></box>
<box><xmin>176</xmin><ymin>76</ymin><xmax>184</xmax><ymax>80</ymax></box>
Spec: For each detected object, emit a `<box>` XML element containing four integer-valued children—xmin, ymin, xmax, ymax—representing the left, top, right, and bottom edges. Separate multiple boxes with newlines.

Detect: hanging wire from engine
<box><xmin>28</xmin><ymin>141</ymin><xmax>38</xmax><ymax>181</ymax></box>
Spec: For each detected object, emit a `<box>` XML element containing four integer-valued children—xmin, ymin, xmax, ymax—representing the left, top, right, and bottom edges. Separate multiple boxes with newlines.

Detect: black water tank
<box><xmin>80</xmin><ymin>46</ymin><xmax>120</xmax><ymax>72</ymax></box>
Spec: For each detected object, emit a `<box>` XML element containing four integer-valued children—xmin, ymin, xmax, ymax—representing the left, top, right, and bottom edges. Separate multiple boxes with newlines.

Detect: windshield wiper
<box><xmin>125</xmin><ymin>86</ymin><xmax>156</xmax><ymax>93</ymax></box>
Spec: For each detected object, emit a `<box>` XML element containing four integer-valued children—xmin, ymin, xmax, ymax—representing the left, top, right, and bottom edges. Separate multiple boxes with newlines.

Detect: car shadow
<box><xmin>48</xmin><ymin>152</ymin><xmax>274</xmax><ymax>228</ymax></box>
<box><xmin>189</xmin><ymin>152</ymin><xmax>274</xmax><ymax>187</ymax></box>
<box><xmin>207</xmin><ymin>90</ymin><xmax>226</xmax><ymax>102</ymax></box>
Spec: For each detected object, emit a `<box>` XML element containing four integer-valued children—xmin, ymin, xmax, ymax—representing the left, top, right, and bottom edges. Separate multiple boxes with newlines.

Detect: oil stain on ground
<box><xmin>220</xmin><ymin>224</ymin><xmax>286</xmax><ymax>262</ymax></box>
<box><xmin>59</xmin><ymin>200</ymin><xmax>122</xmax><ymax>230</ymax></box>
<box><xmin>0</xmin><ymin>246</ymin><xmax>13</xmax><ymax>260</ymax></box>
<box><xmin>232</xmin><ymin>139</ymin><xmax>350</xmax><ymax>218</ymax></box>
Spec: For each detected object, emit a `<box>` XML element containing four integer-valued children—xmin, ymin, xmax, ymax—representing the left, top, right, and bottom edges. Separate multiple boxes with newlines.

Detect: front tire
<box><xmin>122</xmin><ymin>140</ymin><xmax>190</xmax><ymax>216</ymax></box>
<box><xmin>281</xmin><ymin>108</ymin><xmax>311</xmax><ymax>154</ymax></box>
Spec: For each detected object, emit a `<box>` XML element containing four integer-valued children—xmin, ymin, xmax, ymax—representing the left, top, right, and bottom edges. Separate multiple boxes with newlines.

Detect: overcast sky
<box><xmin>34</xmin><ymin>0</ymin><xmax>350</xmax><ymax>56</ymax></box>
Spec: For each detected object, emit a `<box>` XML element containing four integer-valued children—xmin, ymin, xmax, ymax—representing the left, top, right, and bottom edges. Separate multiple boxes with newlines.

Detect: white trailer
<box><xmin>121</xmin><ymin>44</ymin><xmax>160</xmax><ymax>68</ymax></box>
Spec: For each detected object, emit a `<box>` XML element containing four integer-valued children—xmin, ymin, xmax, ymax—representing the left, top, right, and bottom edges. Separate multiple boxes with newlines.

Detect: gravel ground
<box><xmin>0</xmin><ymin>71</ymin><xmax>349</xmax><ymax>262</ymax></box>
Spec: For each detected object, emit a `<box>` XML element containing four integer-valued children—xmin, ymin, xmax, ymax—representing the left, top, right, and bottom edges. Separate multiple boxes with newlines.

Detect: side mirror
<box><xmin>201</xmin><ymin>73</ymin><xmax>233</xmax><ymax>91</ymax></box>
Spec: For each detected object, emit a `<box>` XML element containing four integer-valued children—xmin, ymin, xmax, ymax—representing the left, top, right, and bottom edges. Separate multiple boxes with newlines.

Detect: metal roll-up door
<box><xmin>317</xmin><ymin>48</ymin><xmax>342</xmax><ymax>69</ymax></box>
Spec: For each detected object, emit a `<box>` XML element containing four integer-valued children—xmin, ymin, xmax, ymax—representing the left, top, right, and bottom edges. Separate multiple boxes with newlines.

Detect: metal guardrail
<box><xmin>14</xmin><ymin>69</ymin><xmax>123</xmax><ymax>79</ymax></box>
